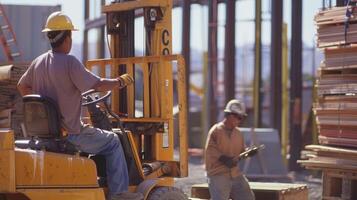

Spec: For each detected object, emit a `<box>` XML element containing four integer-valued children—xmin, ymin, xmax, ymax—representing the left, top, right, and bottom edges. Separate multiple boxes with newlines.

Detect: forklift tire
<box><xmin>147</xmin><ymin>186</ymin><xmax>187</xmax><ymax>200</ymax></box>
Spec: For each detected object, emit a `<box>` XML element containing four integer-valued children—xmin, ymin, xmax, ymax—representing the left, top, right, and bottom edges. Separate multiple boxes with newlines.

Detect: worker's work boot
<box><xmin>110</xmin><ymin>192</ymin><xmax>143</xmax><ymax>200</ymax></box>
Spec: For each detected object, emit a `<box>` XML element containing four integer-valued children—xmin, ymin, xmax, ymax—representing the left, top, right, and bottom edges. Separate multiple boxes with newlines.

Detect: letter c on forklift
<box><xmin>162</xmin><ymin>29</ymin><xmax>170</xmax><ymax>55</ymax></box>
<box><xmin>162</xmin><ymin>29</ymin><xmax>169</xmax><ymax>45</ymax></box>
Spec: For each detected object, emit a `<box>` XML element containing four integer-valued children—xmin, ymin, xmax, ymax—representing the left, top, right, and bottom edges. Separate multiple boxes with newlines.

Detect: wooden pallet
<box><xmin>300</xmin><ymin>145</ymin><xmax>357</xmax><ymax>199</ymax></box>
<box><xmin>191</xmin><ymin>182</ymin><xmax>308</xmax><ymax>200</ymax></box>
<box><xmin>322</xmin><ymin>170</ymin><xmax>357</xmax><ymax>200</ymax></box>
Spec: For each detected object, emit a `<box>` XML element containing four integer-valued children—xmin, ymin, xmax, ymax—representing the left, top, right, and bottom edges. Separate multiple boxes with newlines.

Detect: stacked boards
<box><xmin>315</xmin><ymin>6</ymin><xmax>357</xmax><ymax>147</ymax></box>
<box><xmin>300</xmin><ymin>6</ymin><xmax>357</xmax><ymax>199</ymax></box>
<box><xmin>0</xmin><ymin>63</ymin><xmax>29</xmax><ymax>137</ymax></box>
<box><xmin>299</xmin><ymin>145</ymin><xmax>357</xmax><ymax>199</ymax></box>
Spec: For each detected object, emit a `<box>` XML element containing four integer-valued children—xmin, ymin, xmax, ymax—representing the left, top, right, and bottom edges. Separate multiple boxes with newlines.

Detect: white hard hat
<box><xmin>224</xmin><ymin>99</ymin><xmax>247</xmax><ymax>116</ymax></box>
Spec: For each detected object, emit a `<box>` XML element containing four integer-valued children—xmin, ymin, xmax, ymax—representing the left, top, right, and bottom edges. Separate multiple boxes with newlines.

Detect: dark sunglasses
<box><xmin>232</xmin><ymin>114</ymin><xmax>244</xmax><ymax>120</ymax></box>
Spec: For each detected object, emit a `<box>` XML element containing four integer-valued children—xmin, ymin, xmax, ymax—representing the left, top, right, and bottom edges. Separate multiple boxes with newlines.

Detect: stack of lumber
<box><xmin>0</xmin><ymin>63</ymin><xmax>29</xmax><ymax>138</ymax></box>
<box><xmin>314</xmin><ymin>6</ymin><xmax>357</xmax><ymax>148</ymax></box>
<box><xmin>299</xmin><ymin>145</ymin><xmax>357</xmax><ymax>199</ymax></box>
<box><xmin>300</xmin><ymin>145</ymin><xmax>357</xmax><ymax>170</ymax></box>
<box><xmin>191</xmin><ymin>182</ymin><xmax>308</xmax><ymax>200</ymax></box>
<box><xmin>316</xmin><ymin>6</ymin><xmax>357</xmax><ymax>48</ymax></box>
<box><xmin>300</xmin><ymin>6</ymin><xmax>357</xmax><ymax>199</ymax></box>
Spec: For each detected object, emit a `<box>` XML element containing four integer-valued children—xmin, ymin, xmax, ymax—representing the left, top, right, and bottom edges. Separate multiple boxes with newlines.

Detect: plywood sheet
<box><xmin>319</xmin><ymin>135</ymin><xmax>357</xmax><ymax>148</ymax></box>
<box><xmin>315</xmin><ymin>6</ymin><xmax>357</xmax><ymax>26</ymax></box>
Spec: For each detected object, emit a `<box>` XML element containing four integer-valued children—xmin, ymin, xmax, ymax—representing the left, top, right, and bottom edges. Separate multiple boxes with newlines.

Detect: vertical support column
<box><xmin>253</xmin><ymin>0</ymin><xmax>262</xmax><ymax>128</ymax></box>
<box><xmin>270</xmin><ymin>0</ymin><xmax>283</xmax><ymax>138</ymax></box>
<box><xmin>181</xmin><ymin>0</ymin><xmax>191</xmax><ymax>145</ymax></box>
<box><xmin>99</xmin><ymin>0</ymin><xmax>105</xmax><ymax>59</ymax></box>
<box><xmin>282</xmin><ymin>23</ymin><xmax>288</xmax><ymax>165</ymax></box>
<box><xmin>207</xmin><ymin>0</ymin><xmax>218</xmax><ymax>128</ymax></box>
<box><xmin>99</xmin><ymin>25</ymin><xmax>105</xmax><ymax>58</ymax></box>
<box><xmin>83</xmin><ymin>0</ymin><xmax>89</xmax><ymax>63</ymax></box>
<box><xmin>289</xmin><ymin>0</ymin><xmax>303</xmax><ymax>171</ymax></box>
<box><xmin>112</xmin><ymin>9</ymin><xmax>135</xmax><ymax>114</ymax></box>
<box><xmin>224</xmin><ymin>0</ymin><xmax>236</xmax><ymax>103</ymax></box>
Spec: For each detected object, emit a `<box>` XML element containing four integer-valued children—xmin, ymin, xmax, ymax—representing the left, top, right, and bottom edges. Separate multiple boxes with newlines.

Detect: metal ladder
<box><xmin>0</xmin><ymin>4</ymin><xmax>21</xmax><ymax>62</ymax></box>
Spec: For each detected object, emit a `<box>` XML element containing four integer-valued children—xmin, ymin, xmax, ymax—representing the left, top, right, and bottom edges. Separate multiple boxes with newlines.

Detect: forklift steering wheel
<box><xmin>81</xmin><ymin>89</ymin><xmax>112</xmax><ymax>106</ymax></box>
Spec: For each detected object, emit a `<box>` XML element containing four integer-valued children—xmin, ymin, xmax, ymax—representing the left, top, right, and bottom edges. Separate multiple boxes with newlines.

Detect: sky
<box><xmin>1</xmin><ymin>0</ymin><xmax>329</xmax><ymax>55</ymax></box>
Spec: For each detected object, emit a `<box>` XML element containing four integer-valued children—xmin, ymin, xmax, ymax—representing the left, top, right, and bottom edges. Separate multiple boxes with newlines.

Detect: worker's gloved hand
<box><xmin>218</xmin><ymin>155</ymin><xmax>236</xmax><ymax>168</ymax></box>
<box><xmin>118</xmin><ymin>74</ymin><xmax>134</xmax><ymax>87</ymax></box>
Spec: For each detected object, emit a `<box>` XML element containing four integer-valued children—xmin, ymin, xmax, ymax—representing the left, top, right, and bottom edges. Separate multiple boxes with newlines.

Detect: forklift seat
<box><xmin>14</xmin><ymin>94</ymin><xmax>77</xmax><ymax>154</ymax></box>
<box><xmin>23</xmin><ymin>94</ymin><xmax>62</xmax><ymax>138</ymax></box>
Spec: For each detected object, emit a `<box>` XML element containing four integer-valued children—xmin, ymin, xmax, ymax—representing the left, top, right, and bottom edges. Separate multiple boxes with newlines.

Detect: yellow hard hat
<box><xmin>42</xmin><ymin>11</ymin><xmax>78</xmax><ymax>32</ymax></box>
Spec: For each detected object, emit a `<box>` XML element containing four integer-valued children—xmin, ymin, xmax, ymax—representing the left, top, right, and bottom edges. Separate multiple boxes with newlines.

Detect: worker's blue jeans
<box><xmin>67</xmin><ymin>125</ymin><xmax>129</xmax><ymax>198</ymax></box>
<box><xmin>208</xmin><ymin>174</ymin><xmax>255</xmax><ymax>200</ymax></box>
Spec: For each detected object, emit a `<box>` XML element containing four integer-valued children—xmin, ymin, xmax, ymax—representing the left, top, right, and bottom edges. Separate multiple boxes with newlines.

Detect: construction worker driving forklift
<box><xmin>17</xmin><ymin>11</ymin><xmax>143</xmax><ymax>200</ymax></box>
<box><xmin>204</xmin><ymin>99</ymin><xmax>255</xmax><ymax>200</ymax></box>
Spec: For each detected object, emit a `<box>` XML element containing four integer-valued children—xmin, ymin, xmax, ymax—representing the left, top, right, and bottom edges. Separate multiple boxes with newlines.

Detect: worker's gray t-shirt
<box><xmin>18</xmin><ymin>50</ymin><xmax>100</xmax><ymax>134</ymax></box>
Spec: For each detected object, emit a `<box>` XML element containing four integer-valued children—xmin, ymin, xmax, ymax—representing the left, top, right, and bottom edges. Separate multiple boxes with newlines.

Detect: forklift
<box><xmin>0</xmin><ymin>0</ymin><xmax>188</xmax><ymax>199</ymax></box>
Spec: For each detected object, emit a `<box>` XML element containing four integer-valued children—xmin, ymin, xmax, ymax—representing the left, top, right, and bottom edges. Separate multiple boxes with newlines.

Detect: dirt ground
<box><xmin>174</xmin><ymin>155</ymin><xmax>322</xmax><ymax>199</ymax></box>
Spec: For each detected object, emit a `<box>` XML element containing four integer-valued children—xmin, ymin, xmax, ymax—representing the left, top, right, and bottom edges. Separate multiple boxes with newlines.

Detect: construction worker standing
<box><xmin>204</xmin><ymin>99</ymin><xmax>255</xmax><ymax>200</ymax></box>
<box><xmin>17</xmin><ymin>12</ymin><xmax>142</xmax><ymax>200</ymax></box>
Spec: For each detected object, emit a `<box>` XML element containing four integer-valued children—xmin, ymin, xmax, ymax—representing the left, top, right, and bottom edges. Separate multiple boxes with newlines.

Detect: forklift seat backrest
<box><xmin>23</xmin><ymin>94</ymin><xmax>62</xmax><ymax>138</ymax></box>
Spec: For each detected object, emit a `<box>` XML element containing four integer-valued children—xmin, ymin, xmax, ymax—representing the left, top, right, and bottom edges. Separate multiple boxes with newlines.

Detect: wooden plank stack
<box><xmin>300</xmin><ymin>5</ymin><xmax>357</xmax><ymax>200</ymax></box>
<box><xmin>315</xmin><ymin>6</ymin><xmax>357</xmax><ymax>147</ymax></box>
<box><xmin>191</xmin><ymin>182</ymin><xmax>308</xmax><ymax>200</ymax></box>
<box><xmin>316</xmin><ymin>6</ymin><xmax>357</xmax><ymax>48</ymax></box>
<box><xmin>0</xmin><ymin>63</ymin><xmax>29</xmax><ymax>138</ymax></box>
<box><xmin>299</xmin><ymin>145</ymin><xmax>357</xmax><ymax>199</ymax></box>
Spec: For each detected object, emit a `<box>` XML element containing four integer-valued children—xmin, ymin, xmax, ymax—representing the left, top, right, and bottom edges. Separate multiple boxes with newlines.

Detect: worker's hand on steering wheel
<box><xmin>118</xmin><ymin>74</ymin><xmax>134</xmax><ymax>88</ymax></box>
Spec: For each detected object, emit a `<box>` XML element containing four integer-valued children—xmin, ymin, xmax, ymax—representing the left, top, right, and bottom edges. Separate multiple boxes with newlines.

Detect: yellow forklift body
<box><xmin>15</xmin><ymin>150</ymin><xmax>98</xmax><ymax>187</ymax></box>
<box><xmin>0</xmin><ymin>129</ymin><xmax>105</xmax><ymax>200</ymax></box>
<box><xmin>17</xmin><ymin>188</ymin><xmax>104</xmax><ymax>200</ymax></box>
<box><xmin>0</xmin><ymin>129</ymin><xmax>15</xmax><ymax>192</ymax></box>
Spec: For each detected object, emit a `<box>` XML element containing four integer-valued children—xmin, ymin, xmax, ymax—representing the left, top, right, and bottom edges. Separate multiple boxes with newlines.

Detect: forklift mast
<box><xmin>87</xmin><ymin>0</ymin><xmax>188</xmax><ymax>180</ymax></box>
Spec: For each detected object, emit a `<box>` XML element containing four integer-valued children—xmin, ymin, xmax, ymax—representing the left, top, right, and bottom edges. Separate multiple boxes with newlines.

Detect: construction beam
<box><xmin>289</xmin><ymin>0</ymin><xmax>303</xmax><ymax>171</ymax></box>
<box><xmin>83</xmin><ymin>0</ymin><xmax>89</xmax><ymax>63</ymax></box>
<box><xmin>182</xmin><ymin>0</ymin><xmax>191</xmax><ymax>129</ymax></box>
<box><xmin>270</xmin><ymin>0</ymin><xmax>283</xmax><ymax>137</ymax></box>
<box><xmin>253</xmin><ymin>0</ymin><xmax>262</xmax><ymax>128</ymax></box>
<box><xmin>224</xmin><ymin>0</ymin><xmax>236</xmax><ymax>103</ymax></box>
<box><xmin>99</xmin><ymin>0</ymin><xmax>105</xmax><ymax>59</ymax></box>
<box><xmin>113</xmin><ymin>9</ymin><xmax>135</xmax><ymax>113</ymax></box>
<box><xmin>206</xmin><ymin>0</ymin><xmax>218</xmax><ymax>129</ymax></box>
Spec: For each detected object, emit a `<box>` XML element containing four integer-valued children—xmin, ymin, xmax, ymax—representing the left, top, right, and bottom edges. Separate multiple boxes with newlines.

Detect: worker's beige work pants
<box><xmin>208</xmin><ymin>174</ymin><xmax>255</xmax><ymax>200</ymax></box>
